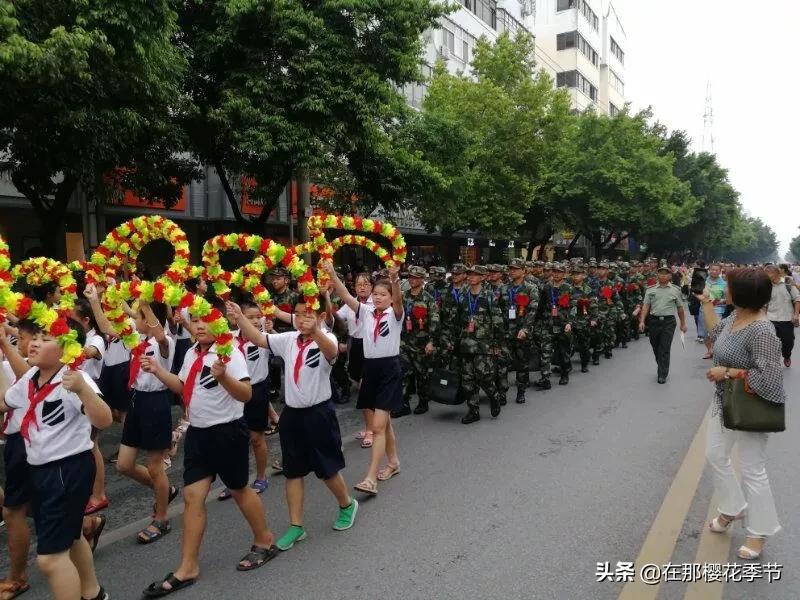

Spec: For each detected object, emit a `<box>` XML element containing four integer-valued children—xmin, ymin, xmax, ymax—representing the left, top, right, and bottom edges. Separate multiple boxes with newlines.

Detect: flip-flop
<box><xmin>0</xmin><ymin>579</ymin><xmax>30</xmax><ymax>599</ymax></box>
<box><xmin>142</xmin><ymin>573</ymin><xmax>195</xmax><ymax>598</ymax></box>
<box><xmin>84</xmin><ymin>499</ymin><xmax>109</xmax><ymax>515</ymax></box>
<box><xmin>360</xmin><ymin>431</ymin><xmax>374</xmax><ymax>449</ymax></box>
<box><xmin>271</xmin><ymin>460</ymin><xmax>284</xmax><ymax>475</ymax></box>
<box><xmin>137</xmin><ymin>520</ymin><xmax>172</xmax><ymax>545</ymax></box>
<box><xmin>354</xmin><ymin>478</ymin><xmax>378</xmax><ymax>496</ymax></box>
<box><xmin>88</xmin><ymin>514</ymin><xmax>107</xmax><ymax>553</ymax></box>
<box><xmin>377</xmin><ymin>464</ymin><xmax>400</xmax><ymax>481</ymax></box>
<box><xmin>354</xmin><ymin>431</ymin><xmax>367</xmax><ymax>440</ymax></box>
<box><xmin>236</xmin><ymin>545</ymin><xmax>279</xmax><ymax>572</ymax></box>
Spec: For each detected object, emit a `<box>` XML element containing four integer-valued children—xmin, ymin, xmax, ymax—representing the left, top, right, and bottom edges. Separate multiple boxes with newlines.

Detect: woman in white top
<box><xmin>764</xmin><ymin>264</ymin><xmax>800</xmax><ymax>367</ymax></box>
<box><xmin>324</xmin><ymin>261</ymin><xmax>404</xmax><ymax>496</ymax></box>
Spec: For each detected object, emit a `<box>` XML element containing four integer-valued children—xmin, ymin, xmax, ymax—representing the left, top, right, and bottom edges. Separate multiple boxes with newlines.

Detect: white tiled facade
<box><xmin>407</xmin><ymin>0</ymin><xmax>626</xmax><ymax>114</ymax></box>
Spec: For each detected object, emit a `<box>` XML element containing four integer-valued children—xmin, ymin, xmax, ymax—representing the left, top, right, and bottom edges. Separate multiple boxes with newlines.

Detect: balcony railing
<box><xmin>497</xmin><ymin>8</ymin><xmax>530</xmax><ymax>37</ymax></box>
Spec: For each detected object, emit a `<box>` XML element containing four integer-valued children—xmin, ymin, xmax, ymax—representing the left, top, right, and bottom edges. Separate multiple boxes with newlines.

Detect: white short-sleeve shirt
<box><xmin>178</xmin><ymin>344</ymin><xmax>250</xmax><ymax>428</ymax></box>
<box><xmin>4</xmin><ymin>367</ymin><xmax>100</xmax><ymax>465</ymax></box>
<box><xmin>233</xmin><ymin>331</ymin><xmax>270</xmax><ymax>385</ymax></box>
<box><xmin>165</xmin><ymin>308</ymin><xmax>192</xmax><ymax>341</ymax></box>
<box><xmin>132</xmin><ymin>334</ymin><xmax>175</xmax><ymax>392</ymax></box>
<box><xmin>337</xmin><ymin>296</ymin><xmax>374</xmax><ymax>338</ymax></box>
<box><xmin>357</xmin><ymin>304</ymin><xmax>403</xmax><ymax>358</ymax></box>
<box><xmin>267</xmin><ymin>331</ymin><xmax>336</xmax><ymax>408</ymax></box>
<box><xmin>81</xmin><ymin>329</ymin><xmax>106</xmax><ymax>381</ymax></box>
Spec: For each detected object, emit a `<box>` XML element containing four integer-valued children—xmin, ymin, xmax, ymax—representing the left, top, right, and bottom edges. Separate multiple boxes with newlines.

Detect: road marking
<box><xmin>683</xmin><ymin>493</ymin><xmax>730</xmax><ymax>600</ymax></box>
<box><xmin>618</xmin><ymin>411</ymin><xmax>709</xmax><ymax>600</ymax></box>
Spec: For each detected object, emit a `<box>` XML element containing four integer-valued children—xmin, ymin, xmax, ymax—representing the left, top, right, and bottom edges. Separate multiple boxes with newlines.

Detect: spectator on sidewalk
<box><xmin>701</xmin><ymin>262</ymin><xmax>727</xmax><ymax>359</ymax></box>
<box><xmin>764</xmin><ymin>264</ymin><xmax>800</xmax><ymax>367</ymax></box>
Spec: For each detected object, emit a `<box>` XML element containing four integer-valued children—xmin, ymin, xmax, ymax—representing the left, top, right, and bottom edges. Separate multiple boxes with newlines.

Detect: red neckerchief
<box><xmin>237</xmin><ymin>334</ymin><xmax>248</xmax><ymax>356</ymax></box>
<box><xmin>20</xmin><ymin>370</ymin><xmax>62</xmax><ymax>443</ymax></box>
<box><xmin>293</xmin><ymin>336</ymin><xmax>314</xmax><ymax>386</ymax></box>
<box><xmin>127</xmin><ymin>337</ymin><xmax>150</xmax><ymax>391</ymax></box>
<box><xmin>373</xmin><ymin>309</ymin><xmax>386</xmax><ymax>343</ymax></box>
<box><xmin>182</xmin><ymin>346</ymin><xmax>210</xmax><ymax>408</ymax></box>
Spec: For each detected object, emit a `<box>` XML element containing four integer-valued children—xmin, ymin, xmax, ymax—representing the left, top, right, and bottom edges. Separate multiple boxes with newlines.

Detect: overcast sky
<box><xmin>612</xmin><ymin>0</ymin><xmax>798</xmax><ymax>257</ymax></box>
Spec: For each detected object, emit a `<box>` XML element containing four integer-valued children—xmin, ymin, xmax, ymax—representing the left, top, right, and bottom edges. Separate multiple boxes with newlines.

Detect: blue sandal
<box><xmin>251</xmin><ymin>479</ymin><xmax>269</xmax><ymax>494</ymax></box>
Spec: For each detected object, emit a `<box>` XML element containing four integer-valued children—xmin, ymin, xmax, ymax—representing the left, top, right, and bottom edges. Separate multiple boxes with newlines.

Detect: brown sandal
<box><xmin>377</xmin><ymin>464</ymin><xmax>400</xmax><ymax>481</ymax></box>
<box><xmin>360</xmin><ymin>431</ymin><xmax>374</xmax><ymax>449</ymax></box>
<box><xmin>0</xmin><ymin>579</ymin><xmax>30</xmax><ymax>600</ymax></box>
<box><xmin>354</xmin><ymin>478</ymin><xmax>378</xmax><ymax>496</ymax></box>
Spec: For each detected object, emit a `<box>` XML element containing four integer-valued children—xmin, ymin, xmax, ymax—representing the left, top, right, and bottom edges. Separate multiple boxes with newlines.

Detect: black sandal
<box><xmin>152</xmin><ymin>486</ymin><xmax>180</xmax><ymax>517</ymax></box>
<box><xmin>142</xmin><ymin>573</ymin><xmax>195</xmax><ymax>598</ymax></box>
<box><xmin>137</xmin><ymin>520</ymin><xmax>171</xmax><ymax>545</ymax></box>
<box><xmin>89</xmin><ymin>514</ymin><xmax>107</xmax><ymax>553</ymax></box>
<box><xmin>236</xmin><ymin>544</ymin><xmax>279</xmax><ymax>571</ymax></box>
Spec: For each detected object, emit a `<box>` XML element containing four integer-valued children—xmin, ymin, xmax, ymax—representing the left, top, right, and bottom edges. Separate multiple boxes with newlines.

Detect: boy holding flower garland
<box><xmin>0</xmin><ymin>317</ymin><xmax>113</xmax><ymax>600</ymax></box>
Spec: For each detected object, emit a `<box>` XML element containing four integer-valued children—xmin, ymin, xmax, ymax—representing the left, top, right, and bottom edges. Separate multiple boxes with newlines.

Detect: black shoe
<box><xmin>490</xmin><ymin>395</ymin><xmax>501</xmax><ymax>418</ymax></box>
<box><xmin>558</xmin><ymin>373</ymin><xmax>569</xmax><ymax>385</ymax></box>
<box><xmin>499</xmin><ymin>392</ymin><xmax>508</xmax><ymax>407</ymax></box>
<box><xmin>657</xmin><ymin>377</ymin><xmax>666</xmax><ymax>384</ymax></box>
<box><xmin>391</xmin><ymin>405</ymin><xmax>411</xmax><ymax>418</ymax></box>
<box><xmin>580</xmin><ymin>363</ymin><xmax>589</xmax><ymax>373</ymax></box>
<box><xmin>621</xmin><ymin>341</ymin><xmax>628</xmax><ymax>349</ymax></box>
<box><xmin>592</xmin><ymin>352</ymin><xmax>600</xmax><ymax>366</ymax></box>
<box><xmin>552</xmin><ymin>365</ymin><xmax>561</xmax><ymax>373</ymax></box>
<box><xmin>633</xmin><ymin>333</ymin><xmax>640</xmax><ymax>340</ymax></box>
<box><xmin>515</xmin><ymin>388</ymin><xmax>526</xmax><ymax>404</ymax></box>
<box><xmin>533</xmin><ymin>377</ymin><xmax>551</xmax><ymax>390</ymax></box>
<box><xmin>413</xmin><ymin>402</ymin><xmax>429</xmax><ymax>415</ymax></box>
<box><xmin>604</xmin><ymin>350</ymin><xmax>613</xmax><ymax>359</ymax></box>
<box><xmin>461</xmin><ymin>410</ymin><xmax>480</xmax><ymax>424</ymax></box>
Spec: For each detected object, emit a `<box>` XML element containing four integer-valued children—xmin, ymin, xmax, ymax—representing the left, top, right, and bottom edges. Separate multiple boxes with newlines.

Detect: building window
<box><xmin>610</xmin><ymin>36</ymin><xmax>625</xmax><ymax>64</ymax></box>
<box><xmin>439</xmin><ymin>18</ymin><xmax>477</xmax><ymax>63</ymax></box>
<box><xmin>557</xmin><ymin>31</ymin><xmax>577</xmax><ymax>50</ymax></box>
<box><xmin>557</xmin><ymin>69</ymin><xmax>597</xmax><ymax>102</ymax></box>
<box><xmin>403</xmin><ymin>64</ymin><xmax>433</xmax><ymax>109</ymax></box>
<box><xmin>609</xmin><ymin>69</ymin><xmax>624</xmax><ymax>94</ymax></box>
<box><xmin>461</xmin><ymin>0</ymin><xmax>497</xmax><ymax>29</ymax></box>
<box><xmin>581</xmin><ymin>1</ymin><xmax>599</xmax><ymax>31</ymax></box>
<box><xmin>557</xmin><ymin>0</ymin><xmax>578</xmax><ymax>11</ymax></box>
<box><xmin>609</xmin><ymin>103</ymin><xmax>620</xmax><ymax>117</ymax></box>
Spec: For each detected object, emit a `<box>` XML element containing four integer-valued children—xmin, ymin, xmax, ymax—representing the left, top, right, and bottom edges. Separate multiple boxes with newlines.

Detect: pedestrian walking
<box><xmin>639</xmin><ymin>261</ymin><xmax>688</xmax><ymax>383</ymax></box>
<box><xmin>764</xmin><ymin>264</ymin><xmax>800</xmax><ymax>367</ymax></box>
<box><xmin>699</xmin><ymin>267</ymin><xmax>786</xmax><ymax>561</ymax></box>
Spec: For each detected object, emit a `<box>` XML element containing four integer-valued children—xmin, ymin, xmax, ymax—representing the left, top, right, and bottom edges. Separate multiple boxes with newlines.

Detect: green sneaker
<box><xmin>333</xmin><ymin>498</ymin><xmax>358</xmax><ymax>531</ymax></box>
<box><xmin>276</xmin><ymin>525</ymin><xmax>306</xmax><ymax>551</ymax></box>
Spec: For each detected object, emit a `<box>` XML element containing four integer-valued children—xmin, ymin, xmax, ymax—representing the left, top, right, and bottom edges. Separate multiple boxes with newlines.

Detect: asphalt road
<box><xmin>3</xmin><ymin>327</ymin><xmax>798</xmax><ymax>600</ymax></box>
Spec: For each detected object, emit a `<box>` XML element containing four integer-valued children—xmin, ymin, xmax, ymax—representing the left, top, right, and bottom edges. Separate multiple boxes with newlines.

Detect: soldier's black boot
<box><xmin>533</xmin><ymin>376</ymin><xmax>551</xmax><ymax>390</ymax></box>
<box><xmin>515</xmin><ymin>387</ymin><xmax>526</xmax><ymax>404</ymax></box>
<box><xmin>621</xmin><ymin>339</ymin><xmax>628</xmax><ymax>348</ymax></box>
<box><xmin>580</xmin><ymin>361</ymin><xmax>589</xmax><ymax>373</ymax></box>
<box><xmin>558</xmin><ymin>372</ymin><xmax>569</xmax><ymax>385</ymax></box>
<box><xmin>499</xmin><ymin>390</ymin><xmax>508</xmax><ymax>406</ymax></box>
<box><xmin>413</xmin><ymin>399</ymin><xmax>429</xmax><ymax>415</ymax></box>
<box><xmin>592</xmin><ymin>352</ymin><xmax>600</xmax><ymax>366</ymax></box>
<box><xmin>490</xmin><ymin>394</ymin><xmax>501</xmax><ymax>418</ymax></box>
<box><xmin>461</xmin><ymin>407</ymin><xmax>480</xmax><ymax>424</ymax></box>
<box><xmin>391</xmin><ymin>398</ymin><xmax>412</xmax><ymax>419</ymax></box>
<box><xmin>604</xmin><ymin>349</ymin><xmax>613</xmax><ymax>359</ymax></box>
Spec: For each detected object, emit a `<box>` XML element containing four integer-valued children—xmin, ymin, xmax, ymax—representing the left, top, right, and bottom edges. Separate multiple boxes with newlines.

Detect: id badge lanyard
<box><xmin>468</xmin><ymin>293</ymin><xmax>480</xmax><ymax>333</ymax></box>
<box><xmin>507</xmin><ymin>286</ymin><xmax>520</xmax><ymax>320</ymax></box>
<box><xmin>405</xmin><ymin>300</ymin><xmax>413</xmax><ymax>332</ymax></box>
<box><xmin>550</xmin><ymin>287</ymin><xmax>558</xmax><ymax>318</ymax></box>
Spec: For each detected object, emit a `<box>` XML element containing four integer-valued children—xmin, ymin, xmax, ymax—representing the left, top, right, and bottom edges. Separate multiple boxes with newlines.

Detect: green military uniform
<box><xmin>569</xmin><ymin>264</ymin><xmax>599</xmax><ymax>373</ymax></box>
<box><xmin>592</xmin><ymin>261</ymin><xmax>625</xmax><ymax>362</ymax></box>
<box><xmin>609</xmin><ymin>263</ymin><xmax>630</xmax><ymax>349</ymax></box>
<box><xmin>487</xmin><ymin>265</ymin><xmax>510</xmax><ymax>402</ymax></box>
<box><xmin>435</xmin><ymin>264</ymin><xmax>466</xmax><ymax>369</ymax></box>
<box><xmin>643</xmin><ymin>261</ymin><xmax>685</xmax><ymax>383</ymax></box>
<box><xmin>456</xmin><ymin>265</ymin><xmax>504</xmax><ymax>423</ymax></box>
<box><xmin>399</xmin><ymin>266</ymin><xmax>440</xmax><ymax>416</ymax></box>
<box><xmin>506</xmin><ymin>258</ymin><xmax>539</xmax><ymax>403</ymax></box>
<box><xmin>535</xmin><ymin>263</ymin><xmax>574</xmax><ymax>386</ymax></box>
<box><xmin>627</xmin><ymin>262</ymin><xmax>645</xmax><ymax>340</ymax></box>
<box><xmin>425</xmin><ymin>267</ymin><xmax>448</xmax><ymax>310</ymax></box>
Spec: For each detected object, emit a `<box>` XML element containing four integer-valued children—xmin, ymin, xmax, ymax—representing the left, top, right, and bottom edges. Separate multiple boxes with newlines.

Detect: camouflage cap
<box><xmin>467</xmin><ymin>264</ymin><xmax>487</xmax><ymax>275</ymax></box>
<box><xmin>487</xmin><ymin>264</ymin><xmax>502</xmax><ymax>273</ymax></box>
<box><xmin>570</xmin><ymin>262</ymin><xmax>586</xmax><ymax>273</ymax></box>
<box><xmin>509</xmin><ymin>257</ymin><xmax>526</xmax><ymax>269</ymax></box>
<box><xmin>451</xmin><ymin>263</ymin><xmax>467</xmax><ymax>275</ymax></box>
<box><xmin>429</xmin><ymin>266</ymin><xmax>446</xmax><ymax>276</ymax></box>
<box><xmin>657</xmin><ymin>260</ymin><xmax>671</xmax><ymax>272</ymax></box>
<box><xmin>551</xmin><ymin>262</ymin><xmax>566</xmax><ymax>272</ymax></box>
<box><xmin>271</xmin><ymin>267</ymin><xmax>289</xmax><ymax>278</ymax></box>
<box><xmin>588</xmin><ymin>258</ymin><xmax>597</xmax><ymax>266</ymax></box>
<box><xmin>544</xmin><ymin>262</ymin><xmax>553</xmax><ymax>270</ymax></box>
<box><xmin>533</xmin><ymin>260</ymin><xmax>544</xmax><ymax>268</ymax></box>
<box><xmin>598</xmin><ymin>260</ymin><xmax>610</xmax><ymax>268</ymax></box>
<box><xmin>407</xmin><ymin>265</ymin><xmax>427</xmax><ymax>278</ymax></box>
<box><xmin>622</xmin><ymin>262</ymin><xmax>630</xmax><ymax>269</ymax></box>
<box><xmin>525</xmin><ymin>261</ymin><xmax>535</xmax><ymax>268</ymax></box>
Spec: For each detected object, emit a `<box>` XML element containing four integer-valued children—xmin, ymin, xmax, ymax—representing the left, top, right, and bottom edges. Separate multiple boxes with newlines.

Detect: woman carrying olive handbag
<box><xmin>698</xmin><ymin>267</ymin><xmax>787</xmax><ymax>562</ymax></box>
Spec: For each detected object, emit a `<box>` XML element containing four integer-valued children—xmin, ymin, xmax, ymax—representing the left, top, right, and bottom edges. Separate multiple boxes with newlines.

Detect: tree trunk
<box><xmin>214</xmin><ymin>163</ymin><xmax>247</xmax><ymax>224</ymax></box>
<box><xmin>255</xmin><ymin>166</ymin><xmax>295</xmax><ymax>225</ymax></box>
<box><xmin>12</xmin><ymin>173</ymin><xmax>77</xmax><ymax>259</ymax></box>
<box><xmin>566</xmin><ymin>232</ymin><xmax>582</xmax><ymax>256</ymax></box>
<box><xmin>605</xmin><ymin>232</ymin><xmax>630</xmax><ymax>251</ymax></box>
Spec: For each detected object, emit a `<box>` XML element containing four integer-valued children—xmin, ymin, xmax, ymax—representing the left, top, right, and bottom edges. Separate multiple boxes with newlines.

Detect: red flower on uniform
<box><xmin>614</xmin><ymin>282</ymin><xmax>623</xmax><ymax>293</ymax></box>
<box><xmin>557</xmin><ymin>293</ymin><xmax>571</xmax><ymax>308</ymax></box>
<box><xmin>626</xmin><ymin>283</ymin><xmax>638</xmax><ymax>294</ymax></box>
<box><xmin>278</xmin><ymin>303</ymin><xmax>293</xmax><ymax>313</ymax></box>
<box><xmin>646</xmin><ymin>278</ymin><xmax>656</xmax><ymax>287</ymax></box>
<box><xmin>515</xmin><ymin>294</ymin><xmax>530</xmax><ymax>316</ymax></box>
<box><xmin>600</xmin><ymin>286</ymin><xmax>613</xmax><ymax>304</ymax></box>
<box><xmin>411</xmin><ymin>305</ymin><xmax>428</xmax><ymax>330</ymax></box>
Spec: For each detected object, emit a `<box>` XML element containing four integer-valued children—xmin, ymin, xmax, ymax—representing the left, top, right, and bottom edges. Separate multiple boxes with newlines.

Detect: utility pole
<box><xmin>701</xmin><ymin>82</ymin><xmax>715</xmax><ymax>153</ymax></box>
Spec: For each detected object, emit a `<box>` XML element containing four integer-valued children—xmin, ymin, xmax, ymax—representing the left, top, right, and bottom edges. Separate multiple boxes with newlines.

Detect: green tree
<box><xmin>788</xmin><ymin>228</ymin><xmax>800</xmax><ymax>263</ymax></box>
<box><xmin>0</xmin><ymin>0</ymin><xmax>188</xmax><ymax>256</ymax></box>
<box><xmin>724</xmin><ymin>217</ymin><xmax>779</xmax><ymax>263</ymax></box>
<box><xmin>178</xmin><ymin>0</ymin><xmax>446</xmax><ymax>224</ymax></box>
<box><xmin>409</xmin><ymin>31</ymin><xmax>572</xmax><ymax>248</ymax></box>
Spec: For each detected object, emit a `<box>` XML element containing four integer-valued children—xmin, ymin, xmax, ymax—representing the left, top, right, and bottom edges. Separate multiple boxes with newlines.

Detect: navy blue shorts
<box><xmin>347</xmin><ymin>338</ymin><xmax>365</xmax><ymax>382</ymax></box>
<box><xmin>99</xmin><ymin>361</ymin><xmax>132</xmax><ymax>412</ymax></box>
<box><xmin>244</xmin><ymin>379</ymin><xmax>270</xmax><ymax>432</ymax></box>
<box><xmin>279</xmin><ymin>401</ymin><xmax>345</xmax><ymax>480</ymax></box>
<box><xmin>183</xmin><ymin>419</ymin><xmax>249</xmax><ymax>490</ymax></box>
<box><xmin>3</xmin><ymin>433</ymin><xmax>32</xmax><ymax>508</ymax></box>
<box><xmin>357</xmin><ymin>356</ymin><xmax>403</xmax><ymax>412</ymax></box>
<box><xmin>122</xmin><ymin>389</ymin><xmax>173</xmax><ymax>450</ymax></box>
<box><xmin>30</xmin><ymin>451</ymin><xmax>95</xmax><ymax>555</ymax></box>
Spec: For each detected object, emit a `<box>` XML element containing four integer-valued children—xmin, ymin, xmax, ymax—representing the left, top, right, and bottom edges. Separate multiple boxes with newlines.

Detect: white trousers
<box><xmin>705</xmin><ymin>405</ymin><xmax>781</xmax><ymax>537</ymax></box>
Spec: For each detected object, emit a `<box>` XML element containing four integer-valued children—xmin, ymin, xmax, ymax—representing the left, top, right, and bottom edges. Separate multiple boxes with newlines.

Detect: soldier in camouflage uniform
<box><xmin>456</xmin><ymin>265</ymin><xmax>504</xmax><ymax>424</ymax></box>
<box><xmin>486</xmin><ymin>265</ymin><xmax>510</xmax><ymax>403</ymax></box>
<box><xmin>435</xmin><ymin>264</ymin><xmax>467</xmax><ymax>369</ymax></box>
<box><xmin>626</xmin><ymin>261</ymin><xmax>645</xmax><ymax>340</ymax></box>
<box><xmin>592</xmin><ymin>261</ymin><xmax>625</xmax><ymax>362</ymax></box>
<box><xmin>587</xmin><ymin>258</ymin><xmax>600</xmax><ymax>295</ymax></box>
<box><xmin>569</xmin><ymin>263</ymin><xmax>599</xmax><ymax>373</ymax></box>
<box><xmin>535</xmin><ymin>262</ymin><xmax>574</xmax><ymax>386</ymax></box>
<box><xmin>268</xmin><ymin>267</ymin><xmax>300</xmax><ymax>401</ymax></box>
<box><xmin>527</xmin><ymin>261</ymin><xmax>545</xmax><ymax>287</ymax></box>
<box><xmin>425</xmin><ymin>266</ymin><xmax>448</xmax><ymax>310</ymax></box>
<box><xmin>395</xmin><ymin>266</ymin><xmax>440</xmax><ymax>417</ymax></box>
<box><xmin>609</xmin><ymin>262</ymin><xmax>630</xmax><ymax>349</ymax></box>
<box><xmin>506</xmin><ymin>258</ymin><xmax>539</xmax><ymax>402</ymax></box>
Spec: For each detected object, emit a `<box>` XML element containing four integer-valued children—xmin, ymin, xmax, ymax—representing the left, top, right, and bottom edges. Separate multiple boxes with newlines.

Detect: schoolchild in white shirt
<box><xmin>0</xmin><ymin>318</ymin><xmax>113</xmax><ymax>600</ymax></box>
<box><xmin>72</xmin><ymin>299</ymin><xmax>110</xmax><ymax>515</ymax></box>
<box><xmin>324</xmin><ymin>262</ymin><xmax>404</xmax><ymax>496</ymax></box>
<box><xmin>140</xmin><ymin>298</ymin><xmax>278</xmax><ymax>597</ymax></box>
<box><xmin>229</xmin><ymin>296</ymin><xmax>358</xmax><ymax>553</ymax></box>
<box><xmin>217</xmin><ymin>299</ymin><xmax>273</xmax><ymax>501</ymax></box>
